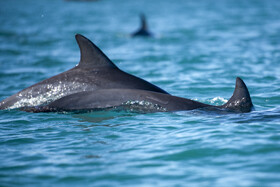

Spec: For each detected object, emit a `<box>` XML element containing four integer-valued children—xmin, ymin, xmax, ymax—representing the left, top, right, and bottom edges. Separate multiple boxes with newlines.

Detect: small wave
<box><xmin>209</xmin><ymin>97</ymin><xmax>228</xmax><ymax>105</ymax></box>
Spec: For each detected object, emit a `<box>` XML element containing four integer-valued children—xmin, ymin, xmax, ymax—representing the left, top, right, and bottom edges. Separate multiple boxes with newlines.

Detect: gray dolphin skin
<box><xmin>25</xmin><ymin>77</ymin><xmax>253</xmax><ymax>113</ymax></box>
<box><xmin>0</xmin><ymin>34</ymin><xmax>168</xmax><ymax>110</ymax></box>
<box><xmin>131</xmin><ymin>14</ymin><xmax>153</xmax><ymax>37</ymax></box>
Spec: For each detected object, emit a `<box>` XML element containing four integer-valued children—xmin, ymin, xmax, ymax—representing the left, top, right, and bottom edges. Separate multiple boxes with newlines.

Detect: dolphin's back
<box><xmin>23</xmin><ymin>89</ymin><xmax>209</xmax><ymax>113</ymax></box>
<box><xmin>0</xmin><ymin>34</ymin><xmax>168</xmax><ymax>109</ymax></box>
<box><xmin>24</xmin><ymin>77</ymin><xmax>253</xmax><ymax>113</ymax></box>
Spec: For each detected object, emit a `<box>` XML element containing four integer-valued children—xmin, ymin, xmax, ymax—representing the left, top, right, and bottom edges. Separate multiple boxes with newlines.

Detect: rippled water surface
<box><xmin>1</xmin><ymin>0</ymin><xmax>280</xmax><ymax>186</ymax></box>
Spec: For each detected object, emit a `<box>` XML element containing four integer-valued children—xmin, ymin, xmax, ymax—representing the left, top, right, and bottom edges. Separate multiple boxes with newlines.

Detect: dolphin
<box><xmin>24</xmin><ymin>77</ymin><xmax>253</xmax><ymax>113</ymax></box>
<box><xmin>131</xmin><ymin>14</ymin><xmax>153</xmax><ymax>37</ymax></box>
<box><xmin>0</xmin><ymin>34</ymin><xmax>168</xmax><ymax>110</ymax></box>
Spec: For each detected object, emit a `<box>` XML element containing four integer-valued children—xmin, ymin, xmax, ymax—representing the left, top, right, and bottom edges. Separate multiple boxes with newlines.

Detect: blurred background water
<box><xmin>0</xmin><ymin>0</ymin><xmax>280</xmax><ymax>186</ymax></box>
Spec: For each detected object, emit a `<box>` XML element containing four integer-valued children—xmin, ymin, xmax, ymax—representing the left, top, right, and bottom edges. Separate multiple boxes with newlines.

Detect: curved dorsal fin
<box><xmin>75</xmin><ymin>34</ymin><xmax>117</xmax><ymax>69</ymax></box>
<box><xmin>223</xmin><ymin>77</ymin><xmax>253</xmax><ymax>112</ymax></box>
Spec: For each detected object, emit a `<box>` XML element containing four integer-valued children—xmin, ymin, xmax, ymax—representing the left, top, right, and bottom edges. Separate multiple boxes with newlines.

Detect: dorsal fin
<box><xmin>223</xmin><ymin>77</ymin><xmax>253</xmax><ymax>112</ymax></box>
<box><xmin>131</xmin><ymin>14</ymin><xmax>153</xmax><ymax>37</ymax></box>
<box><xmin>75</xmin><ymin>34</ymin><xmax>117</xmax><ymax>69</ymax></box>
<box><xmin>140</xmin><ymin>14</ymin><xmax>148</xmax><ymax>31</ymax></box>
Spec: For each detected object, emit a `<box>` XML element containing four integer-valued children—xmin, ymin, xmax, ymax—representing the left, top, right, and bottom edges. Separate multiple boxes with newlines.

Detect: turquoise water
<box><xmin>1</xmin><ymin>0</ymin><xmax>280</xmax><ymax>186</ymax></box>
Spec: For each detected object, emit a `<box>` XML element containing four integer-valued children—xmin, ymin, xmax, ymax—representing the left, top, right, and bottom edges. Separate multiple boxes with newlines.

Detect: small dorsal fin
<box><xmin>131</xmin><ymin>14</ymin><xmax>153</xmax><ymax>37</ymax></box>
<box><xmin>223</xmin><ymin>77</ymin><xmax>253</xmax><ymax>112</ymax></box>
<box><xmin>75</xmin><ymin>34</ymin><xmax>117</xmax><ymax>68</ymax></box>
<box><xmin>140</xmin><ymin>14</ymin><xmax>148</xmax><ymax>30</ymax></box>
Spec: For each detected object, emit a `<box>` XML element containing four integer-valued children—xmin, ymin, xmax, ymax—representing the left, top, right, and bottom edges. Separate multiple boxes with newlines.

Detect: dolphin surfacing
<box><xmin>25</xmin><ymin>77</ymin><xmax>253</xmax><ymax>113</ymax></box>
<box><xmin>0</xmin><ymin>34</ymin><xmax>168</xmax><ymax>110</ymax></box>
<box><xmin>131</xmin><ymin>14</ymin><xmax>153</xmax><ymax>37</ymax></box>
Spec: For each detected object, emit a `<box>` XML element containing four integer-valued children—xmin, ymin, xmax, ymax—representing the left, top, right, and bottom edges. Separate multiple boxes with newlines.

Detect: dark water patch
<box><xmin>0</xmin><ymin>48</ymin><xmax>23</xmax><ymax>56</ymax></box>
<box><xmin>0</xmin><ymin>137</ymin><xmax>37</xmax><ymax>146</ymax></box>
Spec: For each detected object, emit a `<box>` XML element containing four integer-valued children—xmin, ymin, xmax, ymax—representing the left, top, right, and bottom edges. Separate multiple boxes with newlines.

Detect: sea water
<box><xmin>0</xmin><ymin>0</ymin><xmax>280</xmax><ymax>186</ymax></box>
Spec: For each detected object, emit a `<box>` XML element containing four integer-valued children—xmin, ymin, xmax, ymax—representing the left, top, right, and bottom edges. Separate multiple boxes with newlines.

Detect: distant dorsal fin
<box><xmin>140</xmin><ymin>14</ymin><xmax>148</xmax><ymax>30</ymax></box>
<box><xmin>75</xmin><ymin>34</ymin><xmax>117</xmax><ymax>69</ymax></box>
<box><xmin>223</xmin><ymin>77</ymin><xmax>253</xmax><ymax>112</ymax></box>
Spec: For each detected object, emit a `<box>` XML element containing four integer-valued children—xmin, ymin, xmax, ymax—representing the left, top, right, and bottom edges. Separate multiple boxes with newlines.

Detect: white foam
<box><xmin>210</xmin><ymin>97</ymin><xmax>228</xmax><ymax>104</ymax></box>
